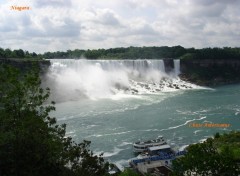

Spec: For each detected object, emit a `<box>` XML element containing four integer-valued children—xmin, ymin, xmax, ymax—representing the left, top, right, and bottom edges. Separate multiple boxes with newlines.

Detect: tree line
<box><xmin>1</xmin><ymin>46</ymin><xmax>240</xmax><ymax>60</ymax></box>
<box><xmin>0</xmin><ymin>48</ymin><xmax>39</xmax><ymax>59</ymax></box>
<box><xmin>41</xmin><ymin>46</ymin><xmax>240</xmax><ymax>60</ymax></box>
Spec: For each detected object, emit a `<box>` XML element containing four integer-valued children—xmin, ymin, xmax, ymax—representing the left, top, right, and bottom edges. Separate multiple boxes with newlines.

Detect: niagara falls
<box><xmin>45</xmin><ymin>58</ymin><xmax>240</xmax><ymax>167</ymax></box>
<box><xmin>45</xmin><ymin>59</ymin><xmax>200</xmax><ymax>101</ymax></box>
<box><xmin>1</xmin><ymin>0</ymin><xmax>240</xmax><ymax>175</ymax></box>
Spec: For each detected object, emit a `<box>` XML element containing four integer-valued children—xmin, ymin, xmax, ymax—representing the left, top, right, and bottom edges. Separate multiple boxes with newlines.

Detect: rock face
<box><xmin>163</xmin><ymin>59</ymin><xmax>174</xmax><ymax>73</ymax></box>
<box><xmin>180</xmin><ymin>59</ymin><xmax>240</xmax><ymax>72</ymax></box>
<box><xmin>180</xmin><ymin>59</ymin><xmax>240</xmax><ymax>86</ymax></box>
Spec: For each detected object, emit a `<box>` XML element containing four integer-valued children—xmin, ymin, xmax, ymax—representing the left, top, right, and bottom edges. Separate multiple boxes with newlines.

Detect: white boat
<box><xmin>129</xmin><ymin>144</ymin><xmax>186</xmax><ymax>175</ymax></box>
<box><xmin>133</xmin><ymin>136</ymin><xmax>167</xmax><ymax>153</ymax></box>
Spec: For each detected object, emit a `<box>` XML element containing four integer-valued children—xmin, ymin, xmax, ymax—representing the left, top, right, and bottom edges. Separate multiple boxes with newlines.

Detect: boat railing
<box><xmin>132</xmin><ymin>155</ymin><xmax>174</xmax><ymax>165</ymax></box>
<box><xmin>131</xmin><ymin>151</ymin><xmax>187</xmax><ymax>165</ymax></box>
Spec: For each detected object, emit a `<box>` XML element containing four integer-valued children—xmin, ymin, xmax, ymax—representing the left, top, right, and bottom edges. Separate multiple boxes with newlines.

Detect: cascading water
<box><xmin>174</xmin><ymin>59</ymin><xmax>180</xmax><ymax>76</ymax></box>
<box><xmin>45</xmin><ymin>59</ymin><xmax>196</xmax><ymax>101</ymax></box>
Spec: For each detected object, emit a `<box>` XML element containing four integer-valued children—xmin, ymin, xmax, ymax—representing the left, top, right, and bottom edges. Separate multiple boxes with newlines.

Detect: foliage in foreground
<box><xmin>214</xmin><ymin>131</ymin><xmax>240</xmax><ymax>161</ymax></box>
<box><xmin>172</xmin><ymin>132</ymin><xmax>240</xmax><ymax>176</ymax></box>
<box><xmin>0</xmin><ymin>64</ymin><xmax>109</xmax><ymax>176</ymax></box>
<box><xmin>117</xmin><ymin>169</ymin><xmax>139</xmax><ymax>176</ymax></box>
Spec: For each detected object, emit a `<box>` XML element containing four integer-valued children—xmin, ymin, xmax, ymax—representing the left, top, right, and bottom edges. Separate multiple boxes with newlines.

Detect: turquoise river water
<box><xmin>51</xmin><ymin>83</ymin><xmax>240</xmax><ymax>166</ymax></box>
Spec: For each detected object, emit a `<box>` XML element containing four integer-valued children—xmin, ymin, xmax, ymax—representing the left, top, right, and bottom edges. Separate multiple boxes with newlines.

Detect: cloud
<box><xmin>34</xmin><ymin>0</ymin><xmax>72</xmax><ymax>8</ymax></box>
<box><xmin>96</xmin><ymin>9</ymin><xmax>120</xmax><ymax>26</ymax></box>
<box><xmin>0</xmin><ymin>0</ymin><xmax>240</xmax><ymax>52</ymax></box>
<box><xmin>40</xmin><ymin>18</ymin><xmax>81</xmax><ymax>38</ymax></box>
<box><xmin>126</xmin><ymin>19</ymin><xmax>158</xmax><ymax>36</ymax></box>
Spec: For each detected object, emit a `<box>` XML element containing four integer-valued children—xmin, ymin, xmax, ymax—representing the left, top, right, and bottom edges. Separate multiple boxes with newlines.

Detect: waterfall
<box><xmin>50</xmin><ymin>59</ymin><xmax>165</xmax><ymax>73</ymax></box>
<box><xmin>46</xmin><ymin>59</ymin><xmax>193</xmax><ymax>101</ymax></box>
<box><xmin>174</xmin><ymin>59</ymin><xmax>180</xmax><ymax>76</ymax></box>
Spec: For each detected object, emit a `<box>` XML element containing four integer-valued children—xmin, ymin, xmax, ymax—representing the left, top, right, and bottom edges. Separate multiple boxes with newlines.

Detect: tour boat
<box><xmin>133</xmin><ymin>136</ymin><xmax>167</xmax><ymax>153</ymax></box>
<box><xmin>129</xmin><ymin>144</ymin><xmax>187</xmax><ymax>175</ymax></box>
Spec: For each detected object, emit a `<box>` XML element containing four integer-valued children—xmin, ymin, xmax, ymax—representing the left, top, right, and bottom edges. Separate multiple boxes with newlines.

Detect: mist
<box><xmin>43</xmin><ymin>59</ymin><xmax>195</xmax><ymax>102</ymax></box>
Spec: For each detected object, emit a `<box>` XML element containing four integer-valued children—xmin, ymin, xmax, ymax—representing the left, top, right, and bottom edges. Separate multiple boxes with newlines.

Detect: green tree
<box><xmin>13</xmin><ymin>49</ymin><xmax>25</xmax><ymax>58</ymax></box>
<box><xmin>4</xmin><ymin>48</ymin><xmax>13</xmax><ymax>58</ymax></box>
<box><xmin>0</xmin><ymin>48</ymin><xmax>5</xmax><ymax>58</ymax></box>
<box><xmin>214</xmin><ymin>132</ymin><xmax>220</xmax><ymax>139</ymax></box>
<box><xmin>172</xmin><ymin>138</ymin><xmax>240</xmax><ymax>176</ymax></box>
<box><xmin>118</xmin><ymin>169</ymin><xmax>140</xmax><ymax>176</ymax></box>
<box><xmin>0</xmin><ymin>64</ymin><xmax>109</xmax><ymax>176</ymax></box>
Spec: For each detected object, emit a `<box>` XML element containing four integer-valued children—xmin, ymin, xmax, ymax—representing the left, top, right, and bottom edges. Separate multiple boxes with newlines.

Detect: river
<box><xmin>47</xmin><ymin>59</ymin><xmax>240</xmax><ymax>166</ymax></box>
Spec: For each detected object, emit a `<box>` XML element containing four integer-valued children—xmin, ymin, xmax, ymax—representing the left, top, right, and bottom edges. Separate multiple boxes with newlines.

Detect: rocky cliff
<box><xmin>180</xmin><ymin>59</ymin><xmax>240</xmax><ymax>86</ymax></box>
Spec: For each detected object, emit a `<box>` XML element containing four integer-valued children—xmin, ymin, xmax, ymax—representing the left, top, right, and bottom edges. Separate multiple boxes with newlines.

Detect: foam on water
<box><xmin>139</xmin><ymin>116</ymin><xmax>207</xmax><ymax>132</ymax></box>
<box><xmin>194</xmin><ymin>130</ymin><xmax>203</xmax><ymax>135</ymax></box>
<box><xmin>166</xmin><ymin>116</ymin><xmax>206</xmax><ymax>130</ymax></box>
<box><xmin>118</xmin><ymin>142</ymin><xmax>132</xmax><ymax>147</ymax></box>
<box><xmin>87</xmin><ymin>130</ymin><xmax>135</xmax><ymax>138</ymax></box>
<box><xmin>178</xmin><ymin>145</ymin><xmax>189</xmax><ymax>151</ymax></box>
<box><xmin>95</xmin><ymin>147</ymin><xmax>123</xmax><ymax>157</ymax></box>
<box><xmin>45</xmin><ymin>59</ymin><xmax>202</xmax><ymax>101</ymax></box>
<box><xmin>199</xmin><ymin>137</ymin><xmax>212</xmax><ymax>143</ymax></box>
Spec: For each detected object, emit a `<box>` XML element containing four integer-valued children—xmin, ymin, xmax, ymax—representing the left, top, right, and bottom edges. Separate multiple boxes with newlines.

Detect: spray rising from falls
<box><xmin>45</xmin><ymin>59</ymin><xmax>197</xmax><ymax>101</ymax></box>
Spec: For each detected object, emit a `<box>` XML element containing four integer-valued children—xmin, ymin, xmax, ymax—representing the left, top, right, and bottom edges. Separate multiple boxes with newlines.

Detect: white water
<box><xmin>46</xmin><ymin>59</ymin><xmax>198</xmax><ymax>101</ymax></box>
<box><xmin>174</xmin><ymin>59</ymin><xmax>180</xmax><ymax>76</ymax></box>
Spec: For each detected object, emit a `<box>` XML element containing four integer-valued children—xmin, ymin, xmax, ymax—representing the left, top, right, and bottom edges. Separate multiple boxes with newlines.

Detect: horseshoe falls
<box><xmin>46</xmin><ymin>59</ymin><xmax>240</xmax><ymax>166</ymax></box>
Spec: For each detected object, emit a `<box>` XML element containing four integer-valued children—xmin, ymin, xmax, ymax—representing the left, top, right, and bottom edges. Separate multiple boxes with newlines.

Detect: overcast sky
<box><xmin>0</xmin><ymin>0</ymin><xmax>240</xmax><ymax>53</ymax></box>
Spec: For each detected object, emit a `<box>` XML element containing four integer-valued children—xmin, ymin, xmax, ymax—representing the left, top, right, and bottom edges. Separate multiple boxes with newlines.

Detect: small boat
<box><xmin>133</xmin><ymin>136</ymin><xmax>167</xmax><ymax>153</ymax></box>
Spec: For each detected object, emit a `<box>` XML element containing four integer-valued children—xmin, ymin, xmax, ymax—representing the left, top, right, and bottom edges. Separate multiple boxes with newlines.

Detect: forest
<box><xmin>1</xmin><ymin>46</ymin><xmax>240</xmax><ymax>60</ymax></box>
<box><xmin>0</xmin><ymin>48</ymin><xmax>39</xmax><ymax>59</ymax></box>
